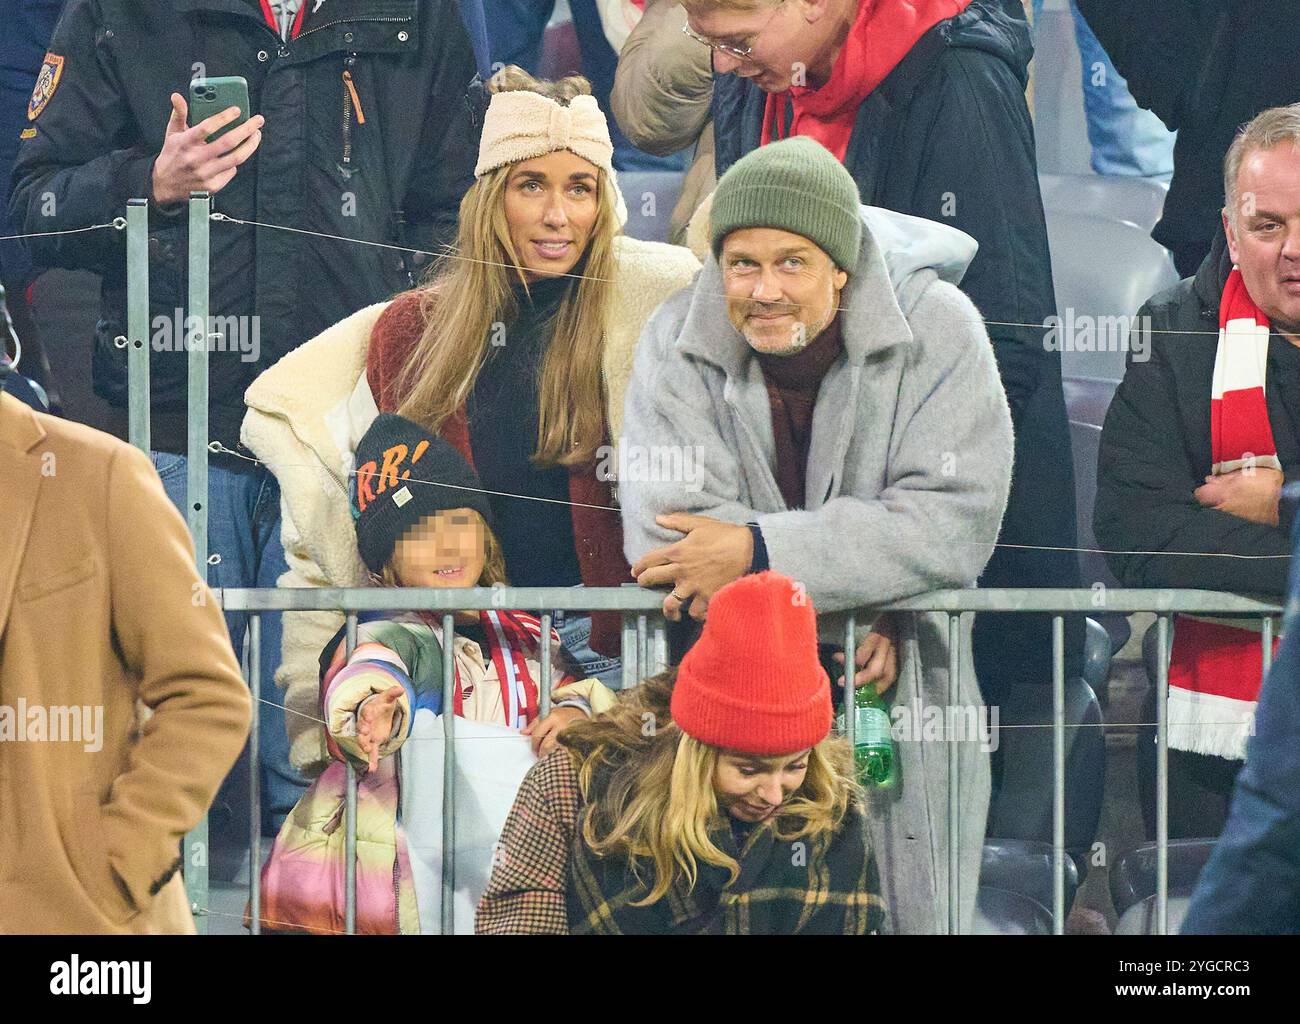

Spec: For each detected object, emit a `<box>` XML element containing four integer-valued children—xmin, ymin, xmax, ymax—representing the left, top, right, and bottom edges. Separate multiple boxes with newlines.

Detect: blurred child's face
<box><xmin>390</xmin><ymin>510</ymin><xmax>488</xmax><ymax>588</ymax></box>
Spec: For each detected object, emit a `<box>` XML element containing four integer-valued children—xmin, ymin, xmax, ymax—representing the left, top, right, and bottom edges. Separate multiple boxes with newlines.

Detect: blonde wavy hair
<box><xmin>560</xmin><ymin>670</ymin><xmax>858</xmax><ymax>906</ymax></box>
<box><xmin>393</xmin><ymin>65</ymin><xmax>620</xmax><ymax>468</ymax></box>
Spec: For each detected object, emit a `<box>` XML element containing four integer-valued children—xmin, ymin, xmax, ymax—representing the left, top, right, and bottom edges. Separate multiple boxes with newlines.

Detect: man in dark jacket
<box><xmin>684</xmin><ymin>0</ymin><xmax>1083</xmax><ymax>700</ymax></box>
<box><xmin>0</xmin><ymin>0</ymin><xmax>65</xmax><ymax>409</ymax></box>
<box><xmin>1094</xmin><ymin>103</ymin><xmax>1300</xmax><ymax>838</ymax></box>
<box><xmin>1076</xmin><ymin>0</ymin><xmax>1300</xmax><ymax>277</ymax></box>
<box><xmin>1181</xmin><ymin>487</ymin><xmax>1300</xmax><ymax>934</ymax></box>
<box><xmin>7</xmin><ymin>0</ymin><xmax>484</xmax><ymax>852</ymax></box>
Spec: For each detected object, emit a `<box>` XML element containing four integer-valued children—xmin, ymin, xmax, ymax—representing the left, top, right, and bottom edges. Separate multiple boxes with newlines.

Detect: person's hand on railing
<box><xmin>833</xmin><ymin>615</ymin><xmax>898</xmax><ymax>696</ymax></box>
<box><xmin>1194</xmin><ymin>467</ymin><xmax>1283</xmax><ymax>527</ymax></box>
<box><xmin>631</xmin><ymin>513</ymin><xmax>754</xmax><ymax>622</ymax></box>
<box><xmin>151</xmin><ymin>93</ymin><xmax>265</xmax><ymax>208</ymax></box>
<box><xmin>523</xmin><ymin>707</ymin><xmax>587</xmax><ymax>757</ymax></box>
<box><xmin>356</xmin><ymin>684</ymin><xmax>404</xmax><ymax>772</ymax></box>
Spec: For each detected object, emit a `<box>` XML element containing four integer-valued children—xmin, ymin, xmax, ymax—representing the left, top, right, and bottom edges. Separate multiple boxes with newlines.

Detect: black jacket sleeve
<box><xmin>1093</xmin><ymin>308</ymin><xmax>1292</xmax><ymax>595</ymax></box>
<box><xmin>1074</xmin><ymin>0</ymin><xmax>1221</xmax><ymax>130</ymax></box>
<box><xmin>397</xmin><ymin>3</ymin><xmax>482</xmax><ymax>258</ymax></box>
<box><xmin>907</xmin><ymin>47</ymin><xmax>1056</xmax><ymax>420</ymax></box>
<box><xmin>7</xmin><ymin>0</ymin><xmax>163</xmax><ymax>273</ymax></box>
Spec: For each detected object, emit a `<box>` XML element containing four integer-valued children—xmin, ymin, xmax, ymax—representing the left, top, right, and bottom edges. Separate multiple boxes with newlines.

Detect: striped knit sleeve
<box><xmin>475</xmin><ymin>751</ymin><xmax>582</xmax><ymax>934</ymax></box>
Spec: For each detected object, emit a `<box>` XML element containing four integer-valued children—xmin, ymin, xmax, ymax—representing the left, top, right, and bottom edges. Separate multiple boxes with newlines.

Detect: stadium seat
<box><xmin>1070</xmin><ymin>419</ymin><xmax>1131</xmax><ymax>658</ymax></box>
<box><xmin>1110</xmin><ymin>839</ymin><xmax>1216</xmax><ymax>934</ymax></box>
<box><xmin>972</xmin><ymin>886</ymin><xmax>1054</xmax><ymax>935</ymax></box>
<box><xmin>1044</xmin><ymin>212</ymin><xmax>1181</xmax><ymax>379</ymax></box>
<box><xmin>1082</xmin><ymin>615</ymin><xmax>1114</xmax><ymax>698</ymax></box>
<box><xmin>1039</xmin><ymin>172</ymin><xmax>1169</xmax><ymax>232</ymax></box>
<box><xmin>986</xmin><ymin>678</ymin><xmax>1106</xmax><ymax>875</ymax></box>
<box><xmin>618</xmin><ymin>171</ymin><xmax>686</xmax><ymax>244</ymax></box>
<box><xmin>537</xmin><ymin>18</ymin><xmax>581</xmax><ymax>80</ymax></box>
<box><xmin>1114</xmin><ymin>895</ymin><xmax>1193</xmax><ymax>935</ymax></box>
<box><xmin>981</xmin><ymin>837</ymin><xmax>1079</xmax><ymax>917</ymax></box>
<box><xmin>1063</xmin><ymin>374</ymin><xmax>1120</xmax><ymax>425</ymax></box>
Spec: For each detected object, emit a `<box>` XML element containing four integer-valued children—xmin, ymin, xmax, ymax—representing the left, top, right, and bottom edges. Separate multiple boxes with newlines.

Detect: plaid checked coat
<box><xmin>476</xmin><ymin>750</ymin><xmax>884</xmax><ymax>935</ymax></box>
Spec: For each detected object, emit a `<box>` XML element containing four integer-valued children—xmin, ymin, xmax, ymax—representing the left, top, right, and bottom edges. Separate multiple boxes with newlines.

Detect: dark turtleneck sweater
<box><xmin>466</xmin><ymin>275</ymin><xmax>583</xmax><ymax>587</ymax></box>
<box><xmin>754</xmin><ymin>315</ymin><xmax>845</xmax><ymax>510</ymax></box>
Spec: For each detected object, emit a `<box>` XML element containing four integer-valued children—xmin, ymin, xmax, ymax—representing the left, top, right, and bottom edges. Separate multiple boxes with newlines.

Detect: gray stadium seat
<box><xmin>1045</xmin><ymin>212</ymin><xmax>1181</xmax><ymax>379</ymax></box>
<box><xmin>1110</xmin><ymin>839</ymin><xmax>1216</xmax><ymax>934</ymax></box>
<box><xmin>1071</xmin><ymin>419</ymin><xmax>1130</xmax><ymax>657</ymax></box>
<box><xmin>1039</xmin><ymin>172</ymin><xmax>1170</xmax><ymax>232</ymax></box>
<box><xmin>973</xmin><ymin>886</ymin><xmax>1054</xmax><ymax>935</ymax></box>
<box><xmin>981</xmin><ymin>838</ymin><xmax>1079</xmax><ymax>916</ymax></box>
<box><xmin>618</xmin><ymin>171</ymin><xmax>686</xmax><ymax>244</ymax></box>
<box><xmin>1063</xmin><ymin>374</ymin><xmax>1120</xmax><ymax>425</ymax></box>
<box><xmin>987</xmin><ymin>678</ymin><xmax>1106</xmax><ymax>875</ymax></box>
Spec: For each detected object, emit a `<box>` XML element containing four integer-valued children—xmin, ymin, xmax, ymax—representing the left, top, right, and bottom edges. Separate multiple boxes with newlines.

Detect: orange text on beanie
<box><xmin>670</xmin><ymin>571</ymin><xmax>832</xmax><ymax>756</ymax></box>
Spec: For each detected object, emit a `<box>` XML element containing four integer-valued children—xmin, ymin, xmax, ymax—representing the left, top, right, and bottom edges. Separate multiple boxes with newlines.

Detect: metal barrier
<box><xmin>114</xmin><ymin>196</ymin><xmax>1284</xmax><ymax>934</ymax></box>
<box><xmin>208</xmin><ymin>586</ymin><xmax>1280</xmax><ymax>936</ymax></box>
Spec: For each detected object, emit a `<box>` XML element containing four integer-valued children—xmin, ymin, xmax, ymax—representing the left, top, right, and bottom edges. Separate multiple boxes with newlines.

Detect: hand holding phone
<box><xmin>150</xmin><ymin>88</ymin><xmax>264</xmax><ymax>207</ymax></box>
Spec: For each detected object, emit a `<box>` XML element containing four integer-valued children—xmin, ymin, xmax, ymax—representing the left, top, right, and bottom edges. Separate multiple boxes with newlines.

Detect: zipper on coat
<box><xmin>342</xmin><ymin>54</ymin><xmax>364</xmax><ymax>166</ymax></box>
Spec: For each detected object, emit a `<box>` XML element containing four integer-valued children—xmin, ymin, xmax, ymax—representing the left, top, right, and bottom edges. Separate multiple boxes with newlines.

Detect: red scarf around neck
<box><xmin>761</xmin><ymin>0</ymin><xmax>973</xmax><ymax>160</ymax></box>
<box><xmin>1168</xmin><ymin>267</ymin><xmax>1282</xmax><ymax>760</ymax></box>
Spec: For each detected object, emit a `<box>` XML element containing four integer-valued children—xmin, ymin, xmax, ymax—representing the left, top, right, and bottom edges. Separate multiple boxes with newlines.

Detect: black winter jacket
<box><xmin>712</xmin><ymin>0</ymin><xmax>1082</xmax><ymax>689</ymax></box>
<box><xmin>1094</xmin><ymin>231</ymin><xmax>1297</xmax><ymax>596</ymax></box>
<box><xmin>1076</xmin><ymin>0</ymin><xmax>1300</xmax><ymax>278</ymax></box>
<box><xmin>8</xmin><ymin>0</ymin><xmax>482</xmax><ymax>453</ymax></box>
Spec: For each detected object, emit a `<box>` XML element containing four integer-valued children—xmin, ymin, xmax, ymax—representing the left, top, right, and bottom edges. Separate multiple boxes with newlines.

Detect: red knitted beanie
<box><xmin>671</xmin><ymin>571</ymin><xmax>832</xmax><ymax>756</ymax></box>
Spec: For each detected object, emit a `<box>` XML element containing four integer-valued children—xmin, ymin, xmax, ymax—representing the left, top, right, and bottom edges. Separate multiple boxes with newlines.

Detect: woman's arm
<box><xmin>476</xmin><ymin>752</ymin><xmax>581</xmax><ymax>934</ymax></box>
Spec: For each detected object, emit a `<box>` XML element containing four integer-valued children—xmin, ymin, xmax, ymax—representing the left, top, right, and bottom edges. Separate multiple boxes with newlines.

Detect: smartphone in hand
<box><xmin>189</xmin><ymin>76</ymin><xmax>251</xmax><ymax>142</ymax></box>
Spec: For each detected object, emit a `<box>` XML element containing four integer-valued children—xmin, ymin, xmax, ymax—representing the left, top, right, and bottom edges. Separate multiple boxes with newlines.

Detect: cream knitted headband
<box><xmin>475</xmin><ymin>90</ymin><xmax>628</xmax><ymax>226</ymax></box>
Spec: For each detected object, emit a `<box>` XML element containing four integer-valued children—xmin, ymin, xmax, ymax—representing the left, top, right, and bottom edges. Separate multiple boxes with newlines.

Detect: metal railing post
<box><xmin>539</xmin><ymin>612</ymin><xmax>552</xmax><ymax>717</ymax></box>
<box><xmin>1155</xmin><ymin>614</ymin><xmax>1171</xmax><ymax>935</ymax></box>
<box><xmin>441</xmin><ymin>613</ymin><xmax>457</xmax><ymax>934</ymax></box>
<box><xmin>651</xmin><ymin>617</ymin><xmax>668</xmax><ymax>675</ymax></box>
<box><xmin>125</xmin><ymin>199</ymin><xmax>150</xmax><ymax>454</ymax></box>
<box><xmin>248</xmin><ymin>614</ymin><xmax>262</xmax><ymax>934</ymax></box>
<box><xmin>621</xmin><ymin>612</ymin><xmax>639</xmax><ymax>690</ymax></box>
<box><xmin>344</xmin><ymin>612</ymin><xmax>358</xmax><ymax>935</ymax></box>
<box><xmin>948</xmin><ymin>613</ymin><xmax>961</xmax><ymax>936</ymax></box>
<box><xmin>842</xmin><ymin>615</ymin><xmax>857</xmax><ymax>750</ymax></box>
<box><xmin>183</xmin><ymin>191</ymin><xmax>211</xmax><ymax>931</ymax></box>
<box><xmin>1051</xmin><ymin>614</ymin><xmax>1066</xmax><ymax>935</ymax></box>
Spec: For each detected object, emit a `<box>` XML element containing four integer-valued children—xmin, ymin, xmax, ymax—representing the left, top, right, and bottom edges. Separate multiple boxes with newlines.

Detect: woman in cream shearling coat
<box><xmin>241</xmin><ymin>87</ymin><xmax>701</xmax><ymax>775</ymax></box>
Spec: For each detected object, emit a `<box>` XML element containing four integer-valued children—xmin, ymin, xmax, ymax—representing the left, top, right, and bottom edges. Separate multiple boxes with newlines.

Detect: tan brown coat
<box><xmin>0</xmin><ymin>394</ymin><xmax>250</xmax><ymax>933</ymax></box>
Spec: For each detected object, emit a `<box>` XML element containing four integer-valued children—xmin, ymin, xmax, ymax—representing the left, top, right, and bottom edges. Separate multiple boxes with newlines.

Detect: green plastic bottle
<box><xmin>843</xmin><ymin>686</ymin><xmax>897</xmax><ymax>787</ymax></box>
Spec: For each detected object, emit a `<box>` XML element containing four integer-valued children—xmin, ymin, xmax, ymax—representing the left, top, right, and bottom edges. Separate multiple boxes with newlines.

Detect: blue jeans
<box><xmin>1033</xmin><ymin>0</ymin><xmax>1175</xmax><ymax>178</ymax></box>
<box><xmin>149</xmin><ymin>452</ymin><xmax>307</xmax><ymax>839</ymax></box>
<box><xmin>554</xmin><ymin>608</ymin><xmax>622</xmax><ymax>688</ymax></box>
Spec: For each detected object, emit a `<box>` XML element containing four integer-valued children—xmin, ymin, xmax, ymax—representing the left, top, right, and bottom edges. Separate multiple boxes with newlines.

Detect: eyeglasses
<box><xmin>680</xmin><ymin>1</ymin><xmax>785</xmax><ymax>63</ymax></box>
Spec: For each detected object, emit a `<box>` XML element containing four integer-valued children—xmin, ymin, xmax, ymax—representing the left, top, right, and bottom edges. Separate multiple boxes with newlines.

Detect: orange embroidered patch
<box><xmin>28</xmin><ymin>53</ymin><xmax>65</xmax><ymax>121</ymax></box>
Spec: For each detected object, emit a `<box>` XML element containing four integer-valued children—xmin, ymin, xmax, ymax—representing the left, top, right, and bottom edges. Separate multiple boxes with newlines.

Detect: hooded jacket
<box><xmin>710</xmin><ymin>0</ymin><xmax>1082</xmax><ymax>693</ymax></box>
<box><xmin>620</xmin><ymin>206</ymin><xmax>1014</xmax><ymax>934</ymax></box>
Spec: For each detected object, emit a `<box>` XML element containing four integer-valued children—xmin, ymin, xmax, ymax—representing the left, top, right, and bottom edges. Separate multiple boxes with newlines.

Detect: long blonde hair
<box><xmin>560</xmin><ymin>671</ymin><xmax>858</xmax><ymax>906</ymax></box>
<box><xmin>393</xmin><ymin>66</ymin><xmax>620</xmax><ymax>468</ymax></box>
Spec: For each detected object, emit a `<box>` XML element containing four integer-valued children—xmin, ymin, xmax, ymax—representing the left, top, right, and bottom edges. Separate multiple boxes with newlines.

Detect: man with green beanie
<box><xmin>620</xmin><ymin>135</ymin><xmax>1015</xmax><ymax>935</ymax></box>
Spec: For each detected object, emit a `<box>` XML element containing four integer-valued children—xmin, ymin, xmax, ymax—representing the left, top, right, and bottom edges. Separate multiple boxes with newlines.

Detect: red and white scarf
<box><xmin>760</xmin><ymin>0</ymin><xmax>972</xmax><ymax>160</ymax></box>
<box><xmin>1168</xmin><ymin>268</ymin><xmax>1281</xmax><ymax>759</ymax></box>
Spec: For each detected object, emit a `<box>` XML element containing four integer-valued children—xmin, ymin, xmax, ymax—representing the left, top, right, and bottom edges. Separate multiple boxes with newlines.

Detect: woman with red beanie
<box><xmin>476</xmin><ymin>571</ymin><xmax>883</xmax><ymax>934</ymax></box>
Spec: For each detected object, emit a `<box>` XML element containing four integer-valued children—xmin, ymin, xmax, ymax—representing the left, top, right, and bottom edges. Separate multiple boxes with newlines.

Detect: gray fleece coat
<box><xmin>620</xmin><ymin>206</ymin><xmax>1015</xmax><ymax>934</ymax></box>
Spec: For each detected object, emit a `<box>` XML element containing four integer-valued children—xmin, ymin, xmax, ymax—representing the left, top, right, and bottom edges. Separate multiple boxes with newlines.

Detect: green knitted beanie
<box><xmin>710</xmin><ymin>137</ymin><xmax>863</xmax><ymax>273</ymax></box>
